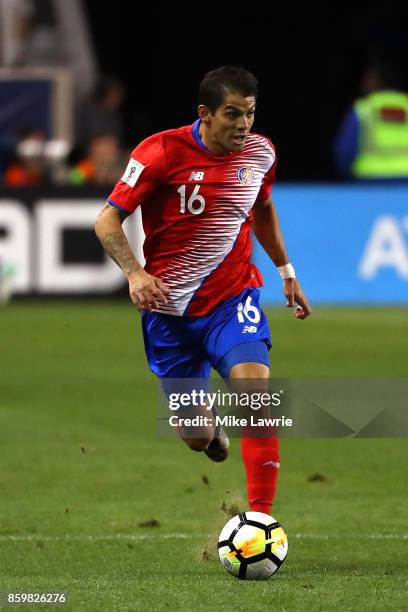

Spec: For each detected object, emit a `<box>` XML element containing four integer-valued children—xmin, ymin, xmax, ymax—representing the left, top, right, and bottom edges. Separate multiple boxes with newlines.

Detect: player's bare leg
<box><xmin>178</xmin><ymin>403</ymin><xmax>215</xmax><ymax>452</ymax></box>
<box><xmin>229</xmin><ymin>362</ymin><xmax>269</xmax><ymax>380</ymax></box>
<box><xmin>178</xmin><ymin>402</ymin><xmax>230</xmax><ymax>462</ymax></box>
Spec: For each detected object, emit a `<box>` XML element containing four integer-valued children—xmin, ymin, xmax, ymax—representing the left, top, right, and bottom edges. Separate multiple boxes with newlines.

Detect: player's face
<box><xmin>199</xmin><ymin>91</ymin><xmax>256</xmax><ymax>154</ymax></box>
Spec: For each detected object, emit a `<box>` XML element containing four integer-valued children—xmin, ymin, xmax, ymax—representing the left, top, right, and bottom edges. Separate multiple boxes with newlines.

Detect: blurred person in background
<box><xmin>74</xmin><ymin>76</ymin><xmax>125</xmax><ymax>155</ymax></box>
<box><xmin>2</xmin><ymin>128</ymin><xmax>70</xmax><ymax>186</ymax></box>
<box><xmin>334</xmin><ymin>59</ymin><xmax>408</xmax><ymax>180</ymax></box>
<box><xmin>2</xmin><ymin>128</ymin><xmax>47</xmax><ymax>186</ymax></box>
<box><xmin>69</xmin><ymin>133</ymin><xmax>125</xmax><ymax>186</ymax></box>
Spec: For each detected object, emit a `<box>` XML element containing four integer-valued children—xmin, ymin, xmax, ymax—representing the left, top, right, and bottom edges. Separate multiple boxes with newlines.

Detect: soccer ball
<box><xmin>218</xmin><ymin>511</ymin><xmax>288</xmax><ymax>580</ymax></box>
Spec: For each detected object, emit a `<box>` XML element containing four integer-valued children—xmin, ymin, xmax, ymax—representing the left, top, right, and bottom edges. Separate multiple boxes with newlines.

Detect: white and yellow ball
<box><xmin>218</xmin><ymin>511</ymin><xmax>288</xmax><ymax>580</ymax></box>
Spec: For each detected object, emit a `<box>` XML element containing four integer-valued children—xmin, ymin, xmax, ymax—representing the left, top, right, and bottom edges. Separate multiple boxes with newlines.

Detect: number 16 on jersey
<box><xmin>178</xmin><ymin>185</ymin><xmax>206</xmax><ymax>215</ymax></box>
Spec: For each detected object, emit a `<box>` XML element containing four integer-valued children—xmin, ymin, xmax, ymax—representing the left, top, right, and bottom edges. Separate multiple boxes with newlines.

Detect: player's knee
<box><xmin>229</xmin><ymin>362</ymin><xmax>269</xmax><ymax>379</ymax></box>
<box><xmin>184</xmin><ymin>437</ymin><xmax>212</xmax><ymax>452</ymax></box>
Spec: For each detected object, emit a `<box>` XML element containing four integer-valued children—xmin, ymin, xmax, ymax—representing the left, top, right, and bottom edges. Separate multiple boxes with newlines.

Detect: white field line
<box><xmin>0</xmin><ymin>533</ymin><xmax>407</xmax><ymax>542</ymax></box>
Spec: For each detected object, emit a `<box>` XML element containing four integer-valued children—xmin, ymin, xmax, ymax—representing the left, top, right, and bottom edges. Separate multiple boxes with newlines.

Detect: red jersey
<box><xmin>108</xmin><ymin>121</ymin><xmax>276</xmax><ymax>316</ymax></box>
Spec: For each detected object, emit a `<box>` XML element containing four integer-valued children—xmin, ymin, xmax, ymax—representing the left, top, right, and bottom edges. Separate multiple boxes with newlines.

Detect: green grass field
<box><xmin>1</xmin><ymin>302</ymin><xmax>407</xmax><ymax>610</ymax></box>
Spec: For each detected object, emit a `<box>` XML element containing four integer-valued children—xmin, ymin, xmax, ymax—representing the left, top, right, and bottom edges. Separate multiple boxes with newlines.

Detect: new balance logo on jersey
<box><xmin>242</xmin><ymin>325</ymin><xmax>257</xmax><ymax>334</ymax></box>
<box><xmin>189</xmin><ymin>171</ymin><xmax>204</xmax><ymax>181</ymax></box>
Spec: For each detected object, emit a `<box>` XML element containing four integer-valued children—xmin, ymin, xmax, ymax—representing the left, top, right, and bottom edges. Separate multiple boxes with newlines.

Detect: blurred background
<box><xmin>1</xmin><ymin>0</ymin><xmax>408</xmax><ymax>303</ymax></box>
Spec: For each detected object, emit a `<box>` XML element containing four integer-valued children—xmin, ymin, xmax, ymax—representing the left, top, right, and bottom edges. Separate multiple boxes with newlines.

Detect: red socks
<box><xmin>241</xmin><ymin>436</ymin><xmax>280</xmax><ymax>514</ymax></box>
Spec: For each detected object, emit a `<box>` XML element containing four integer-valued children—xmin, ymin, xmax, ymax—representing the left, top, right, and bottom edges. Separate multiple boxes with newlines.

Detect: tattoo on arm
<box><xmin>100</xmin><ymin>231</ymin><xmax>141</xmax><ymax>277</ymax></box>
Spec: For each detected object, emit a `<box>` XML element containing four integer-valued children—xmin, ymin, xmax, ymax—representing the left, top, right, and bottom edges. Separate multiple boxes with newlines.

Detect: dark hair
<box><xmin>199</xmin><ymin>66</ymin><xmax>258</xmax><ymax>112</ymax></box>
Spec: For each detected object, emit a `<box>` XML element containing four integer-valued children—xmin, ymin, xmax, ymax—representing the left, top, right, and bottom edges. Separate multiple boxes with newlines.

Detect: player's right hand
<box><xmin>128</xmin><ymin>270</ymin><xmax>170</xmax><ymax>312</ymax></box>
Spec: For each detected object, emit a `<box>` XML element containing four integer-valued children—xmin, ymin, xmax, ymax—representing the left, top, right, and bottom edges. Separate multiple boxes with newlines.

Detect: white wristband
<box><xmin>277</xmin><ymin>263</ymin><xmax>296</xmax><ymax>279</ymax></box>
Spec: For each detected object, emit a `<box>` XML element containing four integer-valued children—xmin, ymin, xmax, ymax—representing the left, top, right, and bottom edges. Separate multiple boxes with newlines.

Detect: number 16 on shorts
<box><xmin>237</xmin><ymin>296</ymin><xmax>261</xmax><ymax>331</ymax></box>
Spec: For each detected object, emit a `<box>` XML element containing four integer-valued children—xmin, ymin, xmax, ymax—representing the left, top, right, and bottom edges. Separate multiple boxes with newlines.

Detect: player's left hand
<box><xmin>283</xmin><ymin>278</ymin><xmax>312</xmax><ymax>320</ymax></box>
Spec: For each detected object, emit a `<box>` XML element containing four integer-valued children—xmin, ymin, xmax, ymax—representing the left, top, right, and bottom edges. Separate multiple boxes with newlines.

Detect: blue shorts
<box><xmin>141</xmin><ymin>288</ymin><xmax>271</xmax><ymax>380</ymax></box>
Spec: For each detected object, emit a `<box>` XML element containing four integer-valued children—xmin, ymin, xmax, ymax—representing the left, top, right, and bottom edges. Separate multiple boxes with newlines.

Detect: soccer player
<box><xmin>95</xmin><ymin>66</ymin><xmax>311</xmax><ymax>515</ymax></box>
